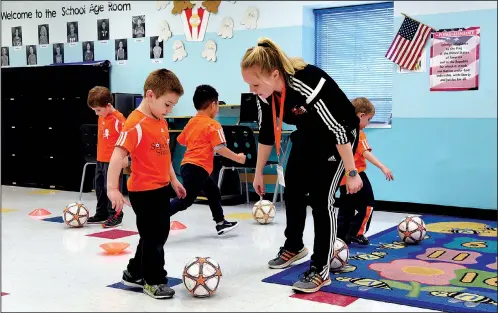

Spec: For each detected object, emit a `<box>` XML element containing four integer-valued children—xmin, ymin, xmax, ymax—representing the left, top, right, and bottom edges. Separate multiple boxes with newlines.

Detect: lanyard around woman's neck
<box><xmin>271</xmin><ymin>85</ymin><xmax>286</xmax><ymax>159</ymax></box>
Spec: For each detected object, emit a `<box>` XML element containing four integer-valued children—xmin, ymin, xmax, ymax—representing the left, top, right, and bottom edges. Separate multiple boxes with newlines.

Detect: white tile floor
<box><xmin>1</xmin><ymin>186</ymin><xmax>436</xmax><ymax>312</ymax></box>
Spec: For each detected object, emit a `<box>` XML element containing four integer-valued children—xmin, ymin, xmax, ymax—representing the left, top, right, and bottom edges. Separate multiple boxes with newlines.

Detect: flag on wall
<box><xmin>385</xmin><ymin>15</ymin><xmax>433</xmax><ymax>70</ymax></box>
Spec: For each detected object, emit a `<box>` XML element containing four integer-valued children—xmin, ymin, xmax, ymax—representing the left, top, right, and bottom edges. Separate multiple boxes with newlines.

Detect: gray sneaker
<box><xmin>268</xmin><ymin>246</ymin><xmax>309</xmax><ymax>269</ymax></box>
<box><xmin>143</xmin><ymin>283</ymin><xmax>175</xmax><ymax>299</ymax></box>
<box><xmin>292</xmin><ymin>266</ymin><xmax>331</xmax><ymax>293</ymax></box>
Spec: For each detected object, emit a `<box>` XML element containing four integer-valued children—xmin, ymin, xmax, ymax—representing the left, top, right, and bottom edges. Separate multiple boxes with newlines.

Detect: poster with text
<box><xmin>430</xmin><ymin>27</ymin><xmax>480</xmax><ymax>91</ymax></box>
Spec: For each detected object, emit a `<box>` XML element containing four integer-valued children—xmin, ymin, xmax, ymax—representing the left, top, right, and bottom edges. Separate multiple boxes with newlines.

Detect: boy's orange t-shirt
<box><xmin>340</xmin><ymin>130</ymin><xmax>371</xmax><ymax>186</ymax></box>
<box><xmin>97</xmin><ymin>110</ymin><xmax>126</xmax><ymax>162</ymax></box>
<box><xmin>115</xmin><ymin>110</ymin><xmax>172</xmax><ymax>192</ymax></box>
<box><xmin>177</xmin><ymin>114</ymin><xmax>226</xmax><ymax>175</ymax></box>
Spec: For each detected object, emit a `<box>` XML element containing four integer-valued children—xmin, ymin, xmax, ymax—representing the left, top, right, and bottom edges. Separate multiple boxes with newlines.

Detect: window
<box><xmin>314</xmin><ymin>2</ymin><xmax>394</xmax><ymax>125</ymax></box>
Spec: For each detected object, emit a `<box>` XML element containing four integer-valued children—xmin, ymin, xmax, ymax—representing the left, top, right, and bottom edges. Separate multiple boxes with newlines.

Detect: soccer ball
<box><xmin>252</xmin><ymin>200</ymin><xmax>276</xmax><ymax>224</ymax></box>
<box><xmin>398</xmin><ymin>216</ymin><xmax>426</xmax><ymax>244</ymax></box>
<box><xmin>63</xmin><ymin>203</ymin><xmax>89</xmax><ymax>228</ymax></box>
<box><xmin>182</xmin><ymin>257</ymin><xmax>222</xmax><ymax>297</ymax></box>
<box><xmin>330</xmin><ymin>238</ymin><xmax>349</xmax><ymax>271</ymax></box>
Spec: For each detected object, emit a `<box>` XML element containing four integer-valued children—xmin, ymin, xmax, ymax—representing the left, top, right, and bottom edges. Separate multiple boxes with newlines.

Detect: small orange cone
<box><xmin>100</xmin><ymin>242</ymin><xmax>130</xmax><ymax>255</ymax></box>
<box><xmin>170</xmin><ymin>221</ymin><xmax>186</xmax><ymax>230</ymax></box>
<box><xmin>29</xmin><ymin>208</ymin><xmax>51</xmax><ymax>217</ymax></box>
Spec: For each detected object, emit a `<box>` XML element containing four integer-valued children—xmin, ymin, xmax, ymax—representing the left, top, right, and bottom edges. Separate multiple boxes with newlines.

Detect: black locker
<box><xmin>1</xmin><ymin>61</ymin><xmax>111</xmax><ymax>191</ymax></box>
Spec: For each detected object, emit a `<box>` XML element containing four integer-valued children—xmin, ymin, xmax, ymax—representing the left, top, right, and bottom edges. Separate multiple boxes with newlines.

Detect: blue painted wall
<box><xmin>5</xmin><ymin>7</ymin><xmax>496</xmax><ymax>210</ymax></box>
<box><xmin>366</xmin><ymin>8</ymin><xmax>497</xmax><ymax>210</ymax></box>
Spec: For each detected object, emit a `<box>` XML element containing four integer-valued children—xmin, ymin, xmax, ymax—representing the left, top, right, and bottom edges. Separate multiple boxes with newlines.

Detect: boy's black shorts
<box><xmin>338</xmin><ymin>171</ymin><xmax>375</xmax><ymax>207</ymax></box>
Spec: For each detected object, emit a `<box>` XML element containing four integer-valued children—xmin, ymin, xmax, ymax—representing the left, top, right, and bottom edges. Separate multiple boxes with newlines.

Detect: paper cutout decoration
<box><xmin>171</xmin><ymin>1</ymin><xmax>193</xmax><ymax>15</ymax></box>
<box><xmin>202</xmin><ymin>1</ymin><xmax>221</xmax><ymax>14</ymax></box>
<box><xmin>218</xmin><ymin>17</ymin><xmax>234</xmax><ymax>39</ymax></box>
<box><xmin>202</xmin><ymin>40</ymin><xmax>217</xmax><ymax>62</ymax></box>
<box><xmin>156</xmin><ymin>1</ymin><xmax>170</xmax><ymax>11</ymax></box>
<box><xmin>173</xmin><ymin>40</ymin><xmax>187</xmax><ymax>61</ymax></box>
<box><xmin>172</xmin><ymin>1</ymin><xmax>222</xmax><ymax>42</ymax></box>
<box><xmin>241</xmin><ymin>6</ymin><xmax>259</xmax><ymax>29</ymax></box>
<box><xmin>158</xmin><ymin>20</ymin><xmax>172</xmax><ymax>42</ymax></box>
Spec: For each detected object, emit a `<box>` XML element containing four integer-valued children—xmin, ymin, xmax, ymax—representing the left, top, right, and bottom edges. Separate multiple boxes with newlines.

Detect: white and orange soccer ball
<box><xmin>63</xmin><ymin>202</ymin><xmax>89</xmax><ymax>228</ymax></box>
<box><xmin>398</xmin><ymin>216</ymin><xmax>427</xmax><ymax>244</ymax></box>
<box><xmin>252</xmin><ymin>200</ymin><xmax>276</xmax><ymax>224</ymax></box>
<box><xmin>330</xmin><ymin>238</ymin><xmax>350</xmax><ymax>271</ymax></box>
<box><xmin>182</xmin><ymin>257</ymin><xmax>222</xmax><ymax>297</ymax></box>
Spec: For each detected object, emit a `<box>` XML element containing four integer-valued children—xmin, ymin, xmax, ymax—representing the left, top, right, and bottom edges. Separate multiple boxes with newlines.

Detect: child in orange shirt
<box><xmin>337</xmin><ymin>97</ymin><xmax>394</xmax><ymax>245</ymax></box>
<box><xmin>87</xmin><ymin>86</ymin><xmax>127</xmax><ymax>228</ymax></box>
<box><xmin>170</xmin><ymin>85</ymin><xmax>246</xmax><ymax>235</ymax></box>
<box><xmin>106</xmin><ymin>69</ymin><xmax>187</xmax><ymax>299</ymax></box>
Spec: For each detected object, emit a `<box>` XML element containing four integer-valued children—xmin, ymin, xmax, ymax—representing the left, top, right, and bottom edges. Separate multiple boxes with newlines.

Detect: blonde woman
<box><xmin>240</xmin><ymin>37</ymin><xmax>362</xmax><ymax>293</ymax></box>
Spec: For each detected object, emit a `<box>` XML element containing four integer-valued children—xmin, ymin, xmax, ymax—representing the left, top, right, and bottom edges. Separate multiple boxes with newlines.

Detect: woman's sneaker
<box><xmin>292</xmin><ymin>265</ymin><xmax>331</xmax><ymax>293</ymax></box>
<box><xmin>143</xmin><ymin>283</ymin><xmax>175</xmax><ymax>299</ymax></box>
<box><xmin>268</xmin><ymin>246</ymin><xmax>309</xmax><ymax>269</ymax></box>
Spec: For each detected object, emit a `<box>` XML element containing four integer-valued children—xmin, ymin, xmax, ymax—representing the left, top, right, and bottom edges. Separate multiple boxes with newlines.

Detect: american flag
<box><xmin>385</xmin><ymin>15</ymin><xmax>433</xmax><ymax>70</ymax></box>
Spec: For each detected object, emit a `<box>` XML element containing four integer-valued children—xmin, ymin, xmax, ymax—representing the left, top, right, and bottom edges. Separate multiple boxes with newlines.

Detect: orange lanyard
<box><xmin>271</xmin><ymin>86</ymin><xmax>286</xmax><ymax>157</ymax></box>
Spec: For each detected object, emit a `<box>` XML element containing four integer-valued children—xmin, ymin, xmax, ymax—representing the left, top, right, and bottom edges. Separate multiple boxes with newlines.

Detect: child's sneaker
<box><xmin>143</xmin><ymin>283</ymin><xmax>175</xmax><ymax>299</ymax></box>
<box><xmin>87</xmin><ymin>215</ymin><xmax>108</xmax><ymax>224</ymax></box>
<box><xmin>292</xmin><ymin>265</ymin><xmax>331</xmax><ymax>293</ymax></box>
<box><xmin>121</xmin><ymin>270</ymin><xmax>144</xmax><ymax>289</ymax></box>
<box><xmin>268</xmin><ymin>246</ymin><xmax>309</xmax><ymax>269</ymax></box>
<box><xmin>351</xmin><ymin>235</ymin><xmax>369</xmax><ymax>245</ymax></box>
<box><xmin>216</xmin><ymin>220</ymin><xmax>239</xmax><ymax>235</ymax></box>
<box><xmin>102</xmin><ymin>213</ymin><xmax>123</xmax><ymax>228</ymax></box>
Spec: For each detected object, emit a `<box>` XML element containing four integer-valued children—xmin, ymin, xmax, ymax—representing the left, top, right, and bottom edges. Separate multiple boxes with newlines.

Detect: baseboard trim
<box><xmin>374</xmin><ymin>200</ymin><xmax>497</xmax><ymax>221</ymax></box>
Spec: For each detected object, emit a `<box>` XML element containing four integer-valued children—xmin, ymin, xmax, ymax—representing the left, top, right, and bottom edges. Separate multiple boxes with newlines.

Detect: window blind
<box><xmin>314</xmin><ymin>2</ymin><xmax>394</xmax><ymax>125</ymax></box>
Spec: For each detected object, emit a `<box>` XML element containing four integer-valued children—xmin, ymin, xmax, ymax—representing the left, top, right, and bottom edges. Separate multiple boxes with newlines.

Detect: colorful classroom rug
<box><xmin>262</xmin><ymin>215</ymin><xmax>497</xmax><ymax>312</ymax></box>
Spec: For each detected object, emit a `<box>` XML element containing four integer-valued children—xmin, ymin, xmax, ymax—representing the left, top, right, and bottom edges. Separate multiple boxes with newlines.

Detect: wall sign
<box><xmin>430</xmin><ymin>27</ymin><xmax>480</xmax><ymax>91</ymax></box>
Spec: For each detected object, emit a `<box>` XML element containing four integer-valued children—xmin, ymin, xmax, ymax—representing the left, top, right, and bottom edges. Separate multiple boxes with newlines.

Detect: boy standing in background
<box><xmin>106</xmin><ymin>69</ymin><xmax>186</xmax><ymax>299</ymax></box>
<box><xmin>169</xmin><ymin>85</ymin><xmax>245</xmax><ymax>235</ymax></box>
<box><xmin>87</xmin><ymin>86</ymin><xmax>127</xmax><ymax>228</ymax></box>
<box><xmin>337</xmin><ymin>97</ymin><xmax>394</xmax><ymax>245</ymax></box>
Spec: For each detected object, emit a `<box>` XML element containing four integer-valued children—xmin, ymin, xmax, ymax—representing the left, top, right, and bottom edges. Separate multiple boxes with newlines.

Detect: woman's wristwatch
<box><xmin>345</xmin><ymin>168</ymin><xmax>358</xmax><ymax>177</ymax></box>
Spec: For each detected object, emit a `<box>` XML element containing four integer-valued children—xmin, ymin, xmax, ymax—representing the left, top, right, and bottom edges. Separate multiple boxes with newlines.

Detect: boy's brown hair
<box><xmin>87</xmin><ymin>86</ymin><xmax>113</xmax><ymax>108</ymax></box>
<box><xmin>351</xmin><ymin>97</ymin><xmax>375</xmax><ymax>115</ymax></box>
<box><xmin>143</xmin><ymin>68</ymin><xmax>184</xmax><ymax>97</ymax></box>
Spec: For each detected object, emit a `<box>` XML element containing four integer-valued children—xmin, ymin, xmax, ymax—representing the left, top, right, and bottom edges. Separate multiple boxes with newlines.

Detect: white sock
<box><xmin>217</xmin><ymin>221</ymin><xmax>224</xmax><ymax>226</ymax></box>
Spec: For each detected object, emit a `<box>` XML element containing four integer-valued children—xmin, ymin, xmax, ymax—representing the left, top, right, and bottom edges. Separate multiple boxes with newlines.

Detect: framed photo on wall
<box><xmin>53</xmin><ymin>43</ymin><xmax>64</xmax><ymax>64</ymax></box>
<box><xmin>82</xmin><ymin>41</ymin><xmax>95</xmax><ymax>62</ymax></box>
<box><xmin>132</xmin><ymin>15</ymin><xmax>146</xmax><ymax>39</ymax></box>
<box><xmin>150</xmin><ymin>36</ymin><xmax>163</xmax><ymax>62</ymax></box>
<box><xmin>1</xmin><ymin>47</ymin><xmax>9</xmax><ymax>67</ymax></box>
<box><xmin>12</xmin><ymin>26</ymin><xmax>22</xmax><ymax>47</ymax></box>
<box><xmin>115</xmin><ymin>39</ymin><xmax>128</xmax><ymax>63</ymax></box>
<box><xmin>67</xmin><ymin>22</ymin><xmax>79</xmax><ymax>44</ymax></box>
<box><xmin>26</xmin><ymin>45</ymin><xmax>37</xmax><ymax>66</ymax></box>
<box><xmin>97</xmin><ymin>19</ymin><xmax>110</xmax><ymax>41</ymax></box>
<box><xmin>38</xmin><ymin>24</ymin><xmax>49</xmax><ymax>46</ymax></box>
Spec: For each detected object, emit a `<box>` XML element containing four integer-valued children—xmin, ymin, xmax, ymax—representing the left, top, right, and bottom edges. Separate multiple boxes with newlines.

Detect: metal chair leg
<box><xmin>79</xmin><ymin>162</ymin><xmax>90</xmax><ymax>202</ymax></box>
<box><xmin>237</xmin><ymin>169</ymin><xmax>243</xmax><ymax>196</ymax></box>
<box><xmin>273</xmin><ymin>183</ymin><xmax>279</xmax><ymax>204</ymax></box>
<box><xmin>280</xmin><ymin>185</ymin><xmax>284</xmax><ymax>208</ymax></box>
<box><xmin>217</xmin><ymin>167</ymin><xmax>226</xmax><ymax>190</ymax></box>
<box><xmin>244</xmin><ymin>168</ymin><xmax>249</xmax><ymax>204</ymax></box>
